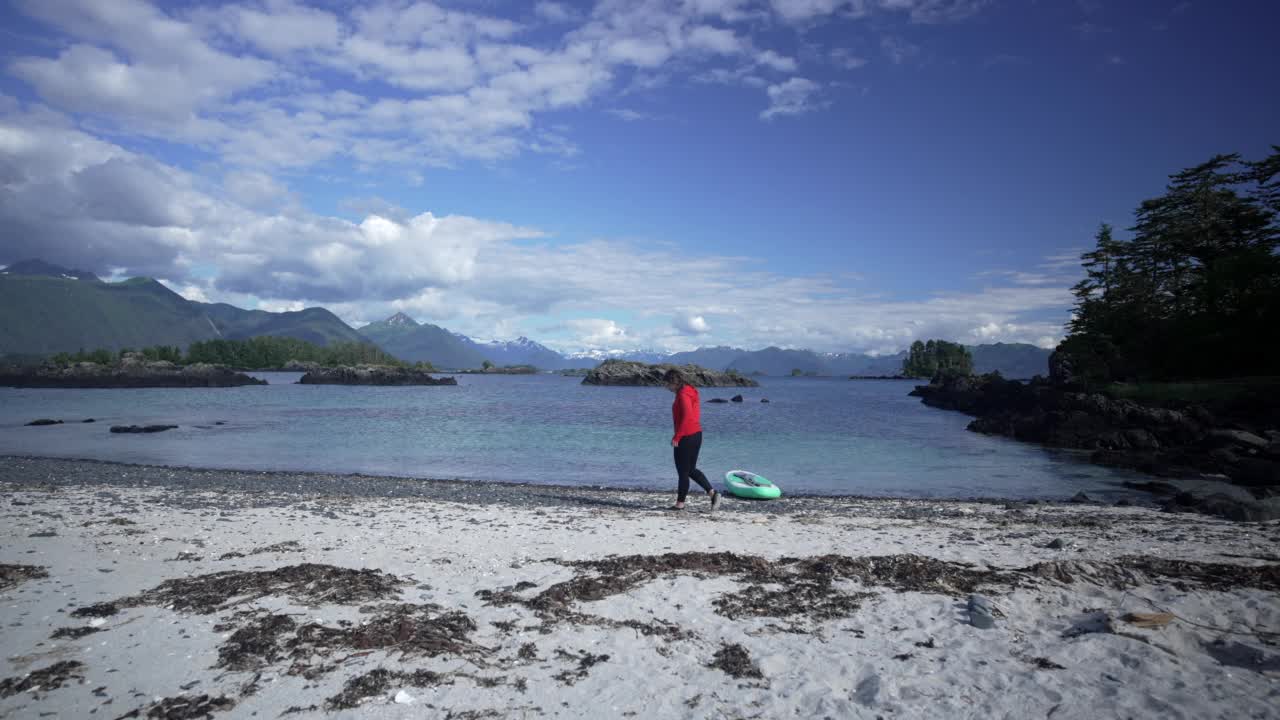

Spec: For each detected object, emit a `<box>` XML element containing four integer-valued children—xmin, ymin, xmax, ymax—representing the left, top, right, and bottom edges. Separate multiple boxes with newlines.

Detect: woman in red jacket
<box><xmin>665</xmin><ymin>369</ymin><xmax>721</xmax><ymax>511</ymax></box>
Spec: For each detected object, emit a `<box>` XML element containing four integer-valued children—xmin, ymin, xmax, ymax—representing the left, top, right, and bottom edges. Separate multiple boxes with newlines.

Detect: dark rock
<box><xmin>25</xmin><ymin>419</ymin><xmax>63</xmax><ymax>426</ymax></box>
<box><xmin>1069</xmin><ymin>492</ymin><xmax>1091</xmax><ymax>503</ymax></box>
<box><xmin>82</xmin><ymin>418</ymin><xmax>95</xmax><ymax>423</ymax></box>
<box><xmin>1170</xmin><ymin>494</ymin><xmax>1280</xmax><ymax>522</ymax></box>
<box><xmin>760</xmin><ymin>398</ymin><xmax>769</xmax><ymax>403</ymax></box>
<box><xmin>298</xmin><ymin>365</ymin><xmax>458</xmax><ymax>386</ymax></box>
<box><xmin>707</xmin><ymin>398</ymin><xmax>728</xmax><ymax>404</ymax></box>
<box><xmin>1209</xmin><ymin>429</ymin><xmax>1269</xmax><ymax>450</ymax></box>
<box><xmin>1115</xmin><ymin>498</ymin><xmax>1133</xmax><ymax>507</ymax></box>
<box><xmin>1230</xmin><ymin>459</ymin><xmax>1280</xmax><ymax>488</ymax></box>
<box><xmin>730</xmin><ymin>395</ymin><xmax>744</xmax><ymax>403</ymax></box>
<box><xmin>1045</xmin><ymin>538</ymin><xmax>1071</xmax><ymax>549</ymax></box>
<box><xmin>110</xmin><ymin>425</ymin><xmax>179</xmax><ymax>434</ymax></box>
<box><xmin>581</xmin><ymin>360</ymin><xmax>758</xmax><ymax>388</ymax></box>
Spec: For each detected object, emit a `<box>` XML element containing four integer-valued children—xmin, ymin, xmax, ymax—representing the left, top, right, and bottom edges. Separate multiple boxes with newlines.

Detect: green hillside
<box><xmin>198</xmin><ymin>303</ymin><xmax>367</xmax><ymax>346</ymax></box>
<box><xmin>359</xmin><ymin>313</ymin><xmax>488</xmax><ymax>369</ymax></box>
<box><xmin>0</xmin><ymin>275</ymin><xmax>218</xmax><ymax>355</ymax></box>
<box><xmin>0</xmin><ymin>262</ymin><xmax>375</xmax><ymax>357</ymax></box>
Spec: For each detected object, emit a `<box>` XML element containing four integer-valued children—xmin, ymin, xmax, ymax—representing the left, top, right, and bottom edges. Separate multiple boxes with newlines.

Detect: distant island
<box><xmin>582</xmin><ymin>360</ymin><xmax>758</xmax><ymax>387</ymax></box>
<box><xmin>298</xmin><ymin>365</ymin><xmax>457</xmax><ymax>386</ymax></box>
<box><xmin>0</xmin><ymin>352</ymin><xmax>265</xmax><ymax>389</ymax></box>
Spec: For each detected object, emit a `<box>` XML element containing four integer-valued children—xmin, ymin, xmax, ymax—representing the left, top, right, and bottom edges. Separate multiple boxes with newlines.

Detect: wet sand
<box><xmin>1</xmin><ymin>459</ymin><xmax>1278</xmax><ymax>719</ymax></box>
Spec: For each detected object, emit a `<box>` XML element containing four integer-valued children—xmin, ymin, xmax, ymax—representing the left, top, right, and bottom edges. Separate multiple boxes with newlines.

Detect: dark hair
<box><xmin>663</xmin><ymin>368</ymin><xmax>686</xmax><ymax>386</ymax></box>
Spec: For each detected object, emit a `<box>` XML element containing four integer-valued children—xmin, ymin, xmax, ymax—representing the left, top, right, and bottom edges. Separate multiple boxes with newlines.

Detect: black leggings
<box><xmin>674</xmin><ymin>431</ymin><xmax>712</xmax><ymax>502</ymax></box>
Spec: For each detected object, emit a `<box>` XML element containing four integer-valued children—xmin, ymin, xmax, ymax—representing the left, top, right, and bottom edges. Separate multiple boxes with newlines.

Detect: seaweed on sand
<box><xmin>510</xmin><ymin>552</ymin><xmax>1015</xmax><ymax>625</ymax></box>
<box><xmin>1022</xmin><ymin>557</ymin><xmax>1280</xmax><ymax>592</ymax></box>
<box><xmin>51</xmin><ymin>626</ymin><xmax>104</xmax><ymax>640</ymax></box>
<box><xmin>216</xmin><ymin>603</ymin><xmax>484</xmax><ymax>680</ymax></box>
<box><xmin>216</xmin><ymin>613</ymin><xmax>298</xmax><ymax>671</ymax></box>
<box><xmin>325</xmin><ymin>668</ymin><xmax>449</xmax><ymax>710</ymax></box>
<box><xmin>290</xmin><ymin>603</ymin><xmax>483</xmax><ymax>660</ymax></box>
<box><xmin>0</xmin><ymin>563</ymin><xmax>48</xmax><ymax>590</ymax></box>
<box><xmin>71</xmin><ymin>602</ymin><xmax>120</xmax><ymax>618</ymax></box>
<box><xmin>119</xmin><ymin>564</ymin><xmax>405</xmax><ymax>614</ymax></box>
<box><xmin>552</xmin><ymin>649</ymin><xmax>609</xmax><ymax>685</ymax></box>
<box><xmin>0</xmin><ymin>661</ymin><xmax>85</xmax><ymax>698</ymax></box>
<box><xmin>113</xmin><ymin>694</ymin><xmax>234</xmax><ymax>719</ymax></box>
<box><xmin>708</xmin><ymin>643</ymin><xmax>763</xmax><ymax>680</ymax></box>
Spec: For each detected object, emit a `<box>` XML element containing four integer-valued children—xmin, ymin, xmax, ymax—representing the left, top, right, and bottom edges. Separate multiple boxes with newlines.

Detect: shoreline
<box><xmin>1</xmin><ymin>466</ymin><xmax>1276</xmax><ymax>718</ymax></box>
<box><xmin>0</xmin><ymin>454</ymin><xmax>1152</xmax><ymax>513</ymax></box>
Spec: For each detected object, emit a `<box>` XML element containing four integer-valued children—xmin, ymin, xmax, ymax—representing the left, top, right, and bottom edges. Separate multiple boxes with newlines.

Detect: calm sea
<box><xmin>0</xmin><ymin>373</ymin><xmax>1144</xmax><ymax>500</ymax></box>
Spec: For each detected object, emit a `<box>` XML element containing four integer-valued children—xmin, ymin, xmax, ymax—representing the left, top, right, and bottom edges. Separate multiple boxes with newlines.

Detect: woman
<box><xmin>665</xmin><ymin>368</ymin><xmax>721</xmax><ymax>511</ymax></box>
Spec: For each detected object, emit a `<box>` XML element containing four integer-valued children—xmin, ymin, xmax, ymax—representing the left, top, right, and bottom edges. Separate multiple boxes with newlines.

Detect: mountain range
<box><xmin>0</xmin><ymin>259</ymin><xmax>1053</xmax><ymax>376</ymax></box>
<box><xmin>0</xmin><ymin>259</ymin><xmax>365</xmax><ymax>356</ymax></box>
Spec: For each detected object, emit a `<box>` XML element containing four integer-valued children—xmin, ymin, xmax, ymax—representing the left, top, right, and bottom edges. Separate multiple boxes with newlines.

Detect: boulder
<box><xmin>25</xmin><ymin>419</ymin><xmax>63</xmax><ymax>427</ymax></box>
<box><xmin>1167</xmin><ymin>493</ymin><xmax>1280</xmax><ymax>522</ymax></box>
<box><xmin>298</xmin><ymin>365</ymin><xmax>458</xmax><ymax>386</ymax></box>
<box><xmin>1228</xmin><ymin>458</ymin><xmax>1280</xmax><ymax>488</ymax></box>
<box><xmin>730</xmin><ymin>395</ymin><xmax>744</xmax><ymax>403</ymax></box>
<box><xmin>707</xmin><ymin>398</ymin><xmax>728</xmax><ymax>404</ymax></box>
<box><xmin>1209</xmin><ymin>429</ymin><xmax>1270</xmax><ymax>450</ymax></box>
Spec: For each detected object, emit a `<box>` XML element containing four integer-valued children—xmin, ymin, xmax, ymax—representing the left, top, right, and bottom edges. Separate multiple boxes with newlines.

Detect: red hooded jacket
<box><xmin>672</xmin><ymin>384</ymin><xmax>702</xmax><ymax>444</ymax></box>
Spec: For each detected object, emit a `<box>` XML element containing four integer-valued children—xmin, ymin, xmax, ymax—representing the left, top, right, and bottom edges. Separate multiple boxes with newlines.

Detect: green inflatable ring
<box><xmin>724</xmin><ymin>470</ymin><xmax>782</xmax><ymax>500</ymax></box>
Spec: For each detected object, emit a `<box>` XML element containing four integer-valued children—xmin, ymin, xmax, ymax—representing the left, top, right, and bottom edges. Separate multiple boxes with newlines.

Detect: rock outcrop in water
<box><xmin>0</xmin><ymin>354</ymin><xmax>266</xmax><ymax>388</ymax></box>
<box><xmin>581</xmin><ymin>360</ymin><xmax>758</xmax><ymax>387</ymax></box>
<box><xmin>910</xmin><ymin>372</ymin><xmax>1280</xmax><ymax>520</ymax></box>
<box><xmin>297</xmin><ymin>365</ymin><xmax>458</xmax><ymax>386</ymax></box>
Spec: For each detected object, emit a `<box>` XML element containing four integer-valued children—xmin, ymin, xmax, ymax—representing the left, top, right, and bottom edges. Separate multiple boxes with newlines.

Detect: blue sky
<box><xmin>0</xmin><ymin>0</ymin><xmax>1276</xmax><ymax>354</ymax></box>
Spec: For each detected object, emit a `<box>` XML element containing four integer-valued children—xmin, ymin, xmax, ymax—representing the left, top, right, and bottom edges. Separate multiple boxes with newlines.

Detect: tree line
<box><xmin>1062</xmin><ymin>147</ymin><xmax>1279</xmax><ymax>384</ymax></box>
<box><xmin>902</xmin><ymin>340</ymin><xmax>973</xmax><ymax>378</ymax></box>
<box><xmin>51</xmin><ymin>337</ymin><xmax>415</xmax><ymax>370</ymax></box>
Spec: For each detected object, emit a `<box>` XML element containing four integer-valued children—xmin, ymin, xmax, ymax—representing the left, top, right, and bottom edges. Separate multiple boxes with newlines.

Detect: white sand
<box><xmin>2</xmin><ymin>482</ymin><xmax>1278</xmax><ymax>719</ymax></box>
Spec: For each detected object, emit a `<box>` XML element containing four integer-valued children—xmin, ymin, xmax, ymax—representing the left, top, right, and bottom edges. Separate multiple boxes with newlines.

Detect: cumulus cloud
<box><xmin>756</xmin><ymin>49</ymin><xmax>799</xmax><ymax>72</ymax></box>
<box><xmin>761</xmin><ymin>77</ymin><xmax>822</xmax><ymax>119</ymax></box>
<box><xmin>675</xmin><ymin>315</ymin><xmax>712</xmax><ymax>335</ymax></box>
<box><xmin>769</xmin><ymin>0</ymin><xmax>988</xmax><ymax>23</ymax></box>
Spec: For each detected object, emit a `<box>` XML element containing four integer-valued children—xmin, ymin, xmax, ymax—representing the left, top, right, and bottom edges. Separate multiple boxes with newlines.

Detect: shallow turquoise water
<box><xmin>0</xmin><ymin>374</ymin><xmax>1142</xmax><ymax>499</ymax></box>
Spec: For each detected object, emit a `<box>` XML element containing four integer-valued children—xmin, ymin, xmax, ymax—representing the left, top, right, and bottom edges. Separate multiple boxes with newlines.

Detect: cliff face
<box><xmin>581</xmin><ymin>360</ymin><xmax>759</xmax><ymax>387</ymax></box>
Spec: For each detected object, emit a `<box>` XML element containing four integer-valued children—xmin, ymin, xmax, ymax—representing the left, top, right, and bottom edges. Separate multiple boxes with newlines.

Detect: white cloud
<box><xmin>535</xmin><ymin>2</ymin><xmax>579</xmax><ymax>24</ymax></box>
<box><xmin>675</xmin><ymin>315</ymin><xmax>712</xmax><ymax>334</ymax></box>
<box><xmin>686</xmin><ymin>25</ymin><xmax>745</xmax><ymax>55</ymax></box>
<box><xmin>830</xmin><ymin>47</ymin><xmax>869</xmax><ymax>69</ymax></box>
<box><xmin>770</xmin><ymin>0</ymin><xmax>988</xmax><ymax>23</ymax></box>
<box><xmin>761</xmin><ymin>77</ymin><xmax>823</xmax><ymax>119</ymax></box>
<box><xmin>209</xmin><ymin>0</ymin><xmax>342</xmax><ymax>55</ymax></box>
<box><xmin>605</xmin><ymin>108</ymin><xmax>649</xmax><ymax>121</ymax></box>
<box><xmin>564</xmin><ymin>318</ymin><xmax>631</xmax><ymax>349</ymax></box>
<box><xmin>756</xmin><ymin>49</ymin><xmax>799</xmax><ymax>72</ymax></box>
<box><xmin>0</xmin><ymin>102</ymin><xmax>1076</xmax><ymax>353</ymax></box>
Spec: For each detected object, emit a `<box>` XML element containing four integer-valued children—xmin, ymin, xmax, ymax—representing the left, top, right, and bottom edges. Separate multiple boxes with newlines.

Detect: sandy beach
<box><xmin>1</xmin><ymin>457</ymin><xmax>1278</xmax><ymax>719</ymax></box>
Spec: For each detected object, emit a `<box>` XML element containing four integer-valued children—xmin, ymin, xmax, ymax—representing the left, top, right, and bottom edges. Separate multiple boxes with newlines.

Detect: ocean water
<box><xmin>0</xmin><ymin>374</ymin><xmax>1144</xmax><ymax>500</ymax></box>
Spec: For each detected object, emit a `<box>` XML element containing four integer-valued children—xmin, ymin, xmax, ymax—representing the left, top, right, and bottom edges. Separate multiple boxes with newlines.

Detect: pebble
<box><xmin>968</xmin><ymin>594</ymin><xmax>995</xmax><ymax>629</ymax></box>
